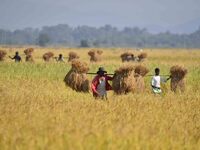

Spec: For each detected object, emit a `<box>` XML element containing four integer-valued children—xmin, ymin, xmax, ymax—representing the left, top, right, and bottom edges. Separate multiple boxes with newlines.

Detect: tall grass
<box><xmin>0</xmin><ymin>48</ymin><xmax>200</xmax><ymax>150</ymax></box>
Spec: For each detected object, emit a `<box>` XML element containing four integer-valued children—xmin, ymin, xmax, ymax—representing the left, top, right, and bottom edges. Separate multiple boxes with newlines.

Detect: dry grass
<box><xmin>0</xmin><ymin>47</ymin><xmax>200</xmax><ymax>150</ymax></box>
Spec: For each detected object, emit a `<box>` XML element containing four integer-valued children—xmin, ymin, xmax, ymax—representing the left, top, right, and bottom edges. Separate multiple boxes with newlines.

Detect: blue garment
<box><xmin>13</xmin><ymin>55</ymin><xmax>21</xmax><ymax>62</ymax></box>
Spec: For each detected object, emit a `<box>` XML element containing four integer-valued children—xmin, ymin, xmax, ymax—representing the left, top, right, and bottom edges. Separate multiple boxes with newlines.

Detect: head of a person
<box><xmin>97</xmin><ymin>67</ymin><xmax>107</xmax><ymax>77</ymax></box>
<box><xmin>155</xmin><ymin>68</ymin><xmax>160</xmax><ymax>76</ymax></box>
<box><xmin>59</xmin><ymin>54</ymin><xmax>62</xmax><ymax>58</ymax></box>
<box><xmin>15</xmin><ymin>51</ymin><xmax>19</xmax><ymax>55</ymax></box>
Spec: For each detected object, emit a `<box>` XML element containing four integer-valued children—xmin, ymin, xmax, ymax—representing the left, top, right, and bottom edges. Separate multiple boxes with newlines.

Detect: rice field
<box><xmin>0</xmin><ymin>47</ymin><xmax>200</xmax><ymax>150</ymax></box>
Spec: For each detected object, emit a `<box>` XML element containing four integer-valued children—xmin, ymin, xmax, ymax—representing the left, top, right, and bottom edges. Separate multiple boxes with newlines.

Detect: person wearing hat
<box><xmin>91</xmin><ymin>67</ymin><xmax>113</xmax><ymax>99</ymax></box>
<box><xmin>9</xmin><ymin>51</ymin><xmax>22</xmax><ymax>62</ymax></box>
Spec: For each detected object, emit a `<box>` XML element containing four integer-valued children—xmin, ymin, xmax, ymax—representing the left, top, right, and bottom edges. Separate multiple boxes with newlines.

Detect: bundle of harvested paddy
<box><xmin>120</xmin><ymin>52</ymin><xmax>134</xmax><ymax>62</ymax></box>
<box><xmin>64</xmin><ymin>60</ymin><xmax>90</xmax><ymax>92</ymax></box>
<box><xmin>97</xmin><ymin>50</ymin><xmax>103</xmax><ymax>55</ymax></box>
<box><xmin>138</xmin><ymin>52</ymin><xmax>147</xmax><ymax>62</ymax></box>
<box><xmin>134</xmin><ymin>65</ymin><xmax>149</xmax><ymax>92</ymax></box>
<box><xmin>134</xmin><ymin>65</ymin><xmax>149</xmax><ymax>77</ymax></box>
<box><xmin>43</xmin><ymin>52</ymin><xmax>54</xmax><ymax>62</ymax></box>
<box><xmin>24</xmin><ymin>48</ymin><xmax>34</xmax><ymax>62</ymax></box>
<box><xmin>170</xmin><ymin>65</ymin><xmax>187</xmax><ymax>92</ymax></box>
<box><xmin>25</xmin><ymin>54</ymin><xmax>34</xmax><ymax>62</ymax></box>
<box><xmin>88</xmin><ymin>50</ymin><xmax>95</xmax><ymax>56</ymax></box>
<box><xmin>24</xmin><ymin>48</ymin><xmax>34</xmax><ymax>55</ymax></box>
<box><xmin>88</xmin><ymin>50</ymin><xmax>102</xmax><ymax>62</ymax></box>
<box><xmin>0</xmin><ymin>50</ymin><xmax>7</xmax><ymax>61</ymax></box>
<box><xmin>68</xmin><ymin>51</ymin><xmax>79</xmax><ymax>62</ymax></box>
<box><xmin>112</xmin><ymin>65</ymin><xmax>136</xmax><ymax>94</ymax></box>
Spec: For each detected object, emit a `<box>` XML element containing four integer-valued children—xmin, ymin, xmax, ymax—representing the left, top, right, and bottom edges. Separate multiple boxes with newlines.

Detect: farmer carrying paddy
<box><xmin>151</xmin><ymin>68</ymin><xmax>171</xmax><ymax>94</ymax></box>
<box><xmin>91</xmin><ymin>67</ymin><xmax>113</xmax><ymax>99</ymax></box>
<box><xmin>9</xmin><ymin>51</ymin><xmax>22</xmax><ymax>62</ymax></box>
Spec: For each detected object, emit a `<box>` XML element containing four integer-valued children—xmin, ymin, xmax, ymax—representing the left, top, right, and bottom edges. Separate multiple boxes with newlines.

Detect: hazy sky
<box><xmin>1</xmin><ymin>0</ymin><xmax>200</xmax><ymax>32</ymax></box>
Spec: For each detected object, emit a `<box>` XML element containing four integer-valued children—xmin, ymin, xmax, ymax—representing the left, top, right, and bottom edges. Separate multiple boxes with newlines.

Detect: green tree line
<box><xmin>0</xmin><ymin>24</ymin><xmax>200</xmax><ymax>48</ymax></box>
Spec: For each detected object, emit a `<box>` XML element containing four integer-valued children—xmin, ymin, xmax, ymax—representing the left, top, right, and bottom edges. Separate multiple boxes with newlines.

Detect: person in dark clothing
<box><xmin>9</xmin><ymin>52</ymin><xmax>22</xmax><ymax>62</ymax></box>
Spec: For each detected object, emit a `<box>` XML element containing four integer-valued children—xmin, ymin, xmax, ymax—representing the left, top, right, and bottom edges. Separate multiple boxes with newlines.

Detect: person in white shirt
<box><xmin>151</xmin><ymin>68</ymin><xmax>171</xmax><ymax>94</ymax></box>
<box><xmin>56</xmin><ymin>54</ymin><xmax>65</xmax><ymax>62</ymax></box>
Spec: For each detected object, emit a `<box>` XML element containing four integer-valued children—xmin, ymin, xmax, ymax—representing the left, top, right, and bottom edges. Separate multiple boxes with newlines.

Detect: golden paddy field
<box><xmin>0</xmin><ymin>47</ymin><xmax>200</xmax><ymax>150</ymax></box>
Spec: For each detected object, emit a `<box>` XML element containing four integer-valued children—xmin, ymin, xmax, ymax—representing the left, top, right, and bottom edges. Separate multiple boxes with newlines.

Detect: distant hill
<box><xmin>146</xmin><ymin>25</ymin><xmax>168</xmax><ymax>34</ymax></box>
<box><xmin>169</xmin><ymin>18</ymin><xmax>200</xmax><ymax>34</ymax></box>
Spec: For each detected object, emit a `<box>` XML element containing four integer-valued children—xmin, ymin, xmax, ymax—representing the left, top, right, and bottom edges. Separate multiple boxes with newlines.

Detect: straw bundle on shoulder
<box><xmin>138</xmin><ymin>52</ymin><xmax>147</xmax><ymax>62</ymax></box>
<box><xmin>134</xmin><ymin>74</ymin><xmax>145</xmax><ymax>92</ymax></box>
<box><xmin>43</xmin><ymin>52</ymin><xmax>54</xmax><ymax>62</ymax></box>
<box><xmin>170</xmin><ymin>65</ymin><xmax>187</xmax><ymax>92</ymax></box>
<box><xmin>134</xmin><ymin>65</ymin><xmax>149</xmax><ymax>77</ymax></box>
<box><xmin>71</xmin><ymin>60</ymin><xmax>89</xmax><ymax>73</ymax></box>
<box><xmin>64</xmin><ymin>60</ymin><xmax>90</xmax><ymax>92</ymax></box>
<box><xmin>24</xmin><ymin>48</ymin><xmax>34</xmax><ymax>55</ymax></box>
<box><xmin>134</xmin><ymin>65</ymin><xmax>149</xmax><ymax>92</ymax></box>
<box><xmin>120</xmin><ymin>52</ymin><xmax>134</xmax><ymax>62</ymax></box>
<box><xmin>0</xmin><ymin>50</ymin><xmax>7</xmax><ymax>61</ymax></box>
<box><xmin>112</xmin><ymin>65</ymin><xmax>136</xmax><ymax>94</ymax></box>
<box><xmin>88</xmin><ymin>50</ymin><xmax>102</xmax><ymax>62</ymax></box>
<box><xmin>25</xmin><ymin>54</ymin><xmax>34</xmax><ymax>62</ymax></box>
<box><xmin>97</xmin><ymin>50</ymin><xmax>103</xmax><ymax>55</ymax></box>
<box><xmin>88</xmin><ymin>50</ymin><xmax>95</xmax><ymax>56</ymax></box>
<box><xmin>68</xmin><ymin>51</ymin><xmax>79</xmax><ymax>62</ymax></box>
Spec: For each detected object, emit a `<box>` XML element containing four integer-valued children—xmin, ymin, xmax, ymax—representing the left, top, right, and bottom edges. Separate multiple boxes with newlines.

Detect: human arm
<box><xmin>106</xmin><ymin>75</ymin><xmax>113</xmax><ymax>81</ymax></box>
<box><xmin>9</xmin><ymin>56</ymin><xmax>14</xmax><ymax>59</ymax></box>
<box><xmin>91</xmin><ymin>76</ymin><xmax>99</xmax><ymax>95</ymax></box>
<box><xmin>161</xmin><ymin>76</ymin><xmax>171</xmax><ymax>83</ymax></box>
<box><xmin>166</xmin><ymin>75</ymin><xmax>171</xmax><ymax>81</ymax></box>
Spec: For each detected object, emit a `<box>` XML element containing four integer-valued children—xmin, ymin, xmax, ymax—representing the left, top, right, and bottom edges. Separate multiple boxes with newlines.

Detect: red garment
<box><xmin>91</xmin><ymin>75</ymin><xmax>113</xmax><ymax>97</ymax></box>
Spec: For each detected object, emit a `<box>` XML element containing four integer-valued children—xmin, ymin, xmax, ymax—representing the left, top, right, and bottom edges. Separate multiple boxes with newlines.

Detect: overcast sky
<box><xmin>1</xmin><ymin>0</ymin><xmax>200</xmax><ymax>32</ymax></box>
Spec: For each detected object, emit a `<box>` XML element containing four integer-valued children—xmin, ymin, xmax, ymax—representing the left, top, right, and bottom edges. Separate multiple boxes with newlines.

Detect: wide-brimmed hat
<box><xmin>97</xmin><ymin>67</ymin><xmax>107</xmax><ymax>74</ymax></box>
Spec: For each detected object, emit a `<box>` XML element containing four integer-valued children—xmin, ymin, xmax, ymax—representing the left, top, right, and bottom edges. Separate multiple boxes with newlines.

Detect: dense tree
<box><xmin>80</xmin><ymin>40</ymin><xmax>89</xmax><ymax>47</ymax></box>
<box><xmin>0</xmin><ymin>24</ymin><xmax>200</xmax><ymax>48</ymax></box>
<box><xmin>37</xmin><ymin>33</ymin><xmax>50</xmax><ymax>47</ymax></box>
